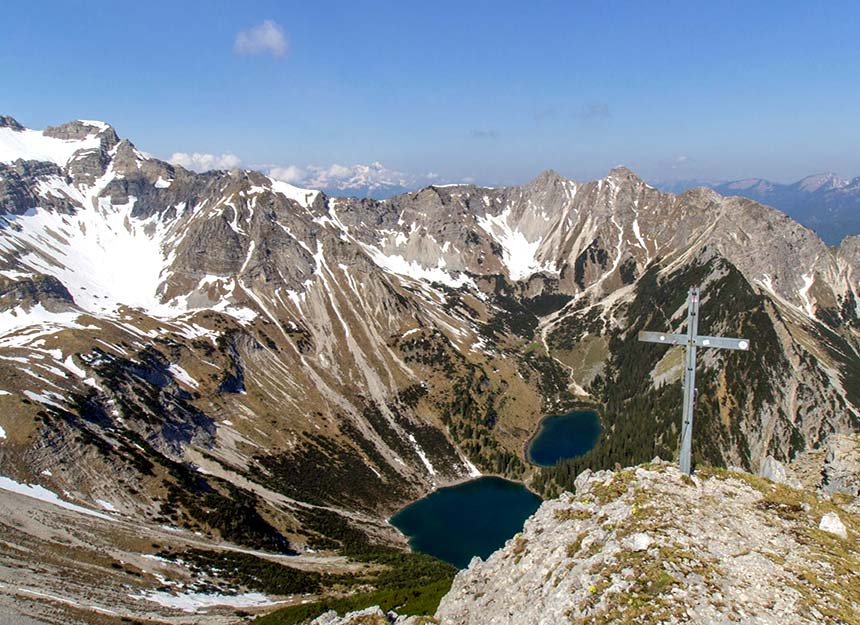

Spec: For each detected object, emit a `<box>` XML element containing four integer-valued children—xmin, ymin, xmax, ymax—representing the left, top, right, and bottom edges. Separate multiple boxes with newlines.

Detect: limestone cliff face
<box><xmin>435</xmin><ymin>462</ymin><xmax>859</xmax><ymax>625</ymax></box>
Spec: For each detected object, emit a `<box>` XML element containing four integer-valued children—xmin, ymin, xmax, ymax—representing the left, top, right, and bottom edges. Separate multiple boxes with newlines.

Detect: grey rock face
<box><xmin>819</xmin><ymin>511</ymin><xmax>847</xmax><ymax>538</ymax></box>
<box><xmin>309</xmin><ymin>607</ymin><xmax>430</xmax><ymax>625</ymax></box>
<box><xmin>43</xmin><ymin>120</ymin><xmax>119</xmax><ymax>148</ymax></box>
<box><xmin>310</xmin><ymin>607</ymin><xmax>388</xmax><ymax>625</ymax></box>
<box><xmin>758</xmin><ymin>455</ymin><xmax>789</xmax><ymax>485</ymax></box>
<box><xmin>0</xmin><ymin>115</ymin><xmax>24</xmax><ymax>131</ymax></box>
<box><xmin>0</xmin><ymin>160</ymin><xmax>72</xmax><ymax>215</ymax></box>
<box><xmin>823</xmin><ymin>433</ymin><xmax>860</xmax><ymax>497</ymax></box>
<box><xmin>664</xmin><ymin>174</ymin><xmax>860</xmax><ymax>246</ymax></box>
<box><xmin>0</xmin><ymin>275</ymin><xmax>75</xmax><ymax>313</ymax></box>
<box><xmin>436</xmin><ymin>464</ymin><xmax>860</xmax><ymax>625</ymax></box>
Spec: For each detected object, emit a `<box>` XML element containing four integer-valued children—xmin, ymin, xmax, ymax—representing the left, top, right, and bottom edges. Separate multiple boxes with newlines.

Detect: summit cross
<box><xmin>638</xmin><ymin>287</ymin><xmax>750</xmax><ymax>475</ymax></box>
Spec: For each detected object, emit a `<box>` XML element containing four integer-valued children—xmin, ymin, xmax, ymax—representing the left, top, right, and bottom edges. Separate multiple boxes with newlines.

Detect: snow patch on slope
<box><xmin>0</xmin><ymin>304</ymin><xmax>83</xmax><ymax>338</ymax></box>
<box><xmin>477</xmin><ymin>206</ymin><xmax>553</xmax><ymax>280</ymax></box>
<box><xmin>1</xmin><ymin>195</ymin><xmax>176</xmax><ymax>315</ymax></box>
<box><xmin>0</xmin><ymin>475</ymin><xmax>113</xmax><ymax>520</ymax></box>
<box><xmin>798</xmin><ymin>273</ymin><xmax>816</xmax><ymax>318</ymax></box>
<box><xmin>364</xmin><ymin>245</ymin><xmax>474</xmax><ymax>288</ymax></box>
<box><xmin>168</xmin><ymin>363</ymin><xmax>198</xmax><ymax>389</ymax></box>
<box><xmin>268</xmin><ymin>179</ymin><xmax>319</xmax><ymax>209</ymax></box>
<box><xmin>0</xmin><ymin>126</ymin><xmax>101</xmax><ymax>166</ymax></box>
<box><xmin>131</xmin><ymin>589</ymin><xmax>277</xmax><ymax>612</ymax></box>
<box><xmin>408</xmin><ymin>433</ymin><xmax>436</xmax><ymax>477</ymax></box>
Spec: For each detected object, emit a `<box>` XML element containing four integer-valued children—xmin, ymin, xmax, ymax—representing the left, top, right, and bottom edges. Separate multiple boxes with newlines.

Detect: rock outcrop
<box><xmin>823</xmin><ymin>433</ymin><xmax>860</xmax><ymax>497</ymax></box>
<box><xmin>311</xmin><ymin>607</ymin><xmax>432</xmax><ymax>625</ymax></box>
<box><xmin>435</xmin><ymin>462</ymin><xmax>859</xmax><ymax>625</ymax></box>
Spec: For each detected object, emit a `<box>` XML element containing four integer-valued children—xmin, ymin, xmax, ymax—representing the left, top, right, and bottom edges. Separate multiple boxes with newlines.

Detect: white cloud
<box><xmin>268</xmin><ymin>162</ymin><xmax>408</xmax><ymax>191</ymax></box>
<box><xmin>234</xmin><ymin>20</ymin><xmax>288</xmax><ymax>57</ymax></box>
<box><xmin>265</xmin><ymin>161</ymin><xmax>446</xmax><ymax>197</ymax></box>
<box><xmin>169</xmin><ymin>152</ymin><xmax>242</xmax><ymax>172</ymax></box>
<box><xmin>268</xmin><ymin>165</ymin><xmax>306</xmax><ymax>183</ymax></box>
<box><xmin>668</xmin><ymin>155</ymin><xmax>693</xmax><ymax>170</ymax></box>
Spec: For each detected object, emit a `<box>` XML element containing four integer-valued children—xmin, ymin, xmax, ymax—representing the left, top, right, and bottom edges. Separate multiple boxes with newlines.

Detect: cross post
<box><xmin>638</xmin><ymin>287</ymin><xmax>750</xmax><ymax>475</ymax></box>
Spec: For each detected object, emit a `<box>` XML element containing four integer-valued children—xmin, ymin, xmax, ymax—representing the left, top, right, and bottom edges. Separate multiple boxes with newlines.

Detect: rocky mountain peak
<box><xmin>527</xmin><ymin>168</ymin><xmax>568</xmax><ymax>188</ymax></box>
<box><xmin>677</xmin><ymin>184</ymin><xmax>723</xmax><ymax>203</ymax></box>
<box><xmin>797</xmin><ymin>172</ymin><xmax>849</xmax><ymax>193</ymax></box>
<box><xmin>0</xmin><ymin>115</ymin><xmax>24</xmax><ymax>131</ymax></box>
<box><xmin>43</xmin><ymin>119</ymin><xmax>118</xmax><ymax>144</ymax></box>
<box><xmin>110</xmin><ymin>137</ymin><xmax>143</xmax><ymax>167</ymax></box>
<box><xmin>606</xmin><ymin>165</ymin><xmax>642</xmax><ymax>183</ymax></box>
<box><xmin>722</xmin><ymin>177</ymin><xmax>775</xmax><ymax>194</ymax></box>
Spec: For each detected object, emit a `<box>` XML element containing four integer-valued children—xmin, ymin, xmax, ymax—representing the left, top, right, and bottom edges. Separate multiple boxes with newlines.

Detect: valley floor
<box><xmin>0</xmin><ymin>487</ymin><xmax>367</xmax><ymax>625</ymax></box>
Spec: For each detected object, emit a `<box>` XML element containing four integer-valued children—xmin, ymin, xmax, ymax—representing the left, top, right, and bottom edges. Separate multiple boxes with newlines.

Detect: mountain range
<box><xmin>0</xmin><ymin>115</ymin><xmax>859</xmax><ymax>622</ymax></box>
<box><xmin>656</xmin><ymin>173</ymin><xmax>860</xmax><ymax>246</ymax></box>
<box><xmin>266</xmin><ymin>161</ymin><xmax>418</xmax><ymax>200</ymax></box>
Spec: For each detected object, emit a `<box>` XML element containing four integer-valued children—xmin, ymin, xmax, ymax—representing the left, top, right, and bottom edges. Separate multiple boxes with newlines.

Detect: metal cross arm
<box><xmin>637</xmin><ymin>287</ymin><xmax>751</xmax><ymax>475</ymax></box>
<box><xmin>638</xmin><ymin>332</ymin><xmax>750</xmax><ymax>351</ymax></box>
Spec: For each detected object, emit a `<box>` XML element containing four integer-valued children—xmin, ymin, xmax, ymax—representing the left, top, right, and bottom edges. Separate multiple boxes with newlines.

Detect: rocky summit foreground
<box><xmin>320</xmin><ymin>461</ymin><xmax>859</xmax><ymax>625</ymax></box>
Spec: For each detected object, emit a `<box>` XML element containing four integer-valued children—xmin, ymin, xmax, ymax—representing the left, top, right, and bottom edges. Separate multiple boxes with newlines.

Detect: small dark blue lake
<box><xmin>527</xmin><ymin>409</ymin><xmax>602</xmax><ymax>467</ymax></box>
<box><xmin>390</xmin><ymin>476</ymin><xmax>541</xmax><ymax>569</ymax></box>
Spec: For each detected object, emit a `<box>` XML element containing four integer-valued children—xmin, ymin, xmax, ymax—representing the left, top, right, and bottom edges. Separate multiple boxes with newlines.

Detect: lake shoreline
<box><xmin>389</xmin><ymin>403</ymin><xmax>604</xmax><ymax>524</ymax></box>
<box><xmin>387</xmin><ymin>405</ymin><xmax>604</xmax><ymax>567</ymax></box>
<box><xmin>389</xmin><ymin>476</ymin><xmax>543</xmax><ymax>569</ymax></box>
<box><xmin>385</xmin><ymin>470</ymin><xmax>538</xmax><ymax>526</ymax></box>
<box><xmin>523</xmin><ymin>402</ymin><xmax>603</xmax><ymax>467</ymax></box>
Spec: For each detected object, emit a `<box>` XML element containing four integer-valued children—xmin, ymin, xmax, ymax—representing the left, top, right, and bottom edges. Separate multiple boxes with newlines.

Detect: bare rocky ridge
<box><xmin>0</xmin><ymin>116</ymin><xmax>859</xmax><ymax>622</ymax></box>
<box><xmin>661</xmin><ymin>174</ymin><xmax>860</xmax><ymax>246</ymax></box>
<box><xmin>306</xmin><ymin>461</ymin><xmax>860</xmax><ymax>625</ymax></box>
<box><xmin>435</xmin><ymin>462</ymin><xmax>860</xmax><ymax>625</ymax></box>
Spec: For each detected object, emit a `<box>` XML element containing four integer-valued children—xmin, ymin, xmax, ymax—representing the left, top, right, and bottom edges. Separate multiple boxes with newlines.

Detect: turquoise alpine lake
<box><xmin>527</xmin><ymin>409</ymin><xmax>602</xmax><ymax>467</ymax></box>
<box><xmin>389</xmin><ymin>476</ymin><xmax>541</xmax><ymax>569</ymax></box>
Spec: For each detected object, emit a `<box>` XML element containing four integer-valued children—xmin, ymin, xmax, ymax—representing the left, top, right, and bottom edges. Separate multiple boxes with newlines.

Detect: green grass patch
<box><xmin>253</xmin><ymin>579</ymin><xmax>449</xmax><ymax>625</ymax></box>
<box><xmin>158</xmin><ymin>549</ymin><xmax>323</xmax><ymax>595</ymax></box>
<box><xmin>254</xmin><ymin>546</ymin><xmax>455</xmax><ymax>624</ymax></box>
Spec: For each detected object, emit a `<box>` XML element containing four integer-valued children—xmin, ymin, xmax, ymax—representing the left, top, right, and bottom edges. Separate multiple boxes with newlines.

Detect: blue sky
<box><xmin>3</xmin><ymin>1</ymin><xmax>860</xmax><ymax>186</ymax></box>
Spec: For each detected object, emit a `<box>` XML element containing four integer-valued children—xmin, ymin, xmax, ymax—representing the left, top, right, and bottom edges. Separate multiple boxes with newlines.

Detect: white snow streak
<box><xmin>364</xmin><ymin>246</ymin><xmax>474</xmax><ymax>288</ymax></box>
<box><xmin>96</xmin><ymin>499</ymin><xmax>118</xmax><ymax>512</ymax></box>
<box><xmin>462</xmin><ymin>456</ymin><xmax>481</xmax><ymax>477</ymax></box>
<box><xmin>167</xmin><ymin>363</ymin><xmax>199</xmax><ymax>389</ymax></box>
<box><xmin>131</xmin><ymin>590</ymin><xmax>277</xmax><ymax>612</ymax></box>
<box><xmin>268</xmin><ymin>179</ymin><xmax>319</xmax><ymax>208</ymax></box>
<box><xmin>798</xmin><ymin>273</ymin><xmax>816</xmax><ymax>317</ymax></box>
<box><xmin>632</xmin><ymin>218</ymin><xmax>648</xmax><ymax>251</ymax></box>
<box><xmin>0</xmin><ymin>304</ymin><xmax>83</xmax><ymax>337</ymax></box>
<box><xmin>62</xmin><ymin>355</ymin><xmax>87</xmax><ymax>379</ymax></box>
<box><xmin>0</xmin><ymin>475</ymin><xmax>113</xmax><ymax>520</ymax></box>
<box><xmin>408</xmin><ymin>433</ymin><xmax>436</xmax><ymax>476</ymax></box>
